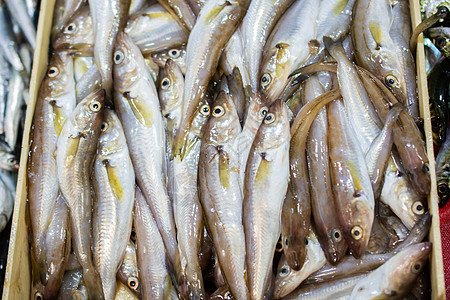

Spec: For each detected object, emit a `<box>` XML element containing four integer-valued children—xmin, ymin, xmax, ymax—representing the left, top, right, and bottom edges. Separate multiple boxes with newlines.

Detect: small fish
<box><xmin>52</xmin><ymin>0</ymin><xmax>86</xmax><ymax>43</ymax></box>
<box><xmin>436</xmin><ymin>126</ymin><xmax>450</xmax><ymax>207</ymax></box>
<box><xmin>4</xmin><ymin>70</ymin><xmax>24</xmax><ymax>150</ymax></box>
<box><xmin>117</xmin><ymin>241</ymin><xmax>141</xmax><ymax>297</ymax></box>
<box><xmin>4</xmin><ymin>0</ymin><xmax>36</xmax><ymax>48</ymax></box>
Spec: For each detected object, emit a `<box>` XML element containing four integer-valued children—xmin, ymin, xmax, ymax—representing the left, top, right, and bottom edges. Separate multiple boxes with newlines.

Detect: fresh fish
<box><xmin>327</xmin><ymin>98</ymin><xmax>374</xmax><ymax>258</ymax></box>
<box><xmin>28</xmin><ymin>52</ymin><xmax>76</xmax><ymax>285</ymax></box>
<box><xmin>0</xmin><ymin>3</ymin><xmax>25</xmax><ymax>73</ymax></box>
<box><xmin>117</xmin><ymin>241</ymin><xmax>141</xmax><ymax>297</ymax></box>
<box><xmin>225</xmin><ymin>68</ymin><xmax>247</xmax><ymax>124</ymax></box>
<box><xmin>428</xmin><ymin>27</ymin><xmax>450</xmax><ymax>57</ymax></box>
<box><xmin>0</xmin><ymin>171</ymin><xmax>13</xmax><ymax>232</ymax></box>
<box><xmin>56</xmin><ymin>89</ymin><xmax>105</xmax><ymax>300</ymax></box>
<box><xmin>73</xmin><ymin>57</ymin><xmax>94</xmax><ymax>81</ymax></box>
<box><xmin>157</xmin><ymin>0</ymin><xmax>196</xmax><ymax>32</ymax></box>
<box><xmin>53</xmin><ymin>5</ymin><xmax>94</xmax><ymax>56</ymax></box>
<box><xmin>199</xmin><ymin>91</ymin><xmax>249</xmax><ymax>300</ymax></box>
<box><xmin>89</xmin><ymin>0</ymin><xmax>131</xmax><ymax>98</ymax></box>
<box><xmin>4</xmin><ymin>0</ymin><xmax>36</xmax><ymax>48</ymax></box>
<box><xmin>210</xmin><ymin>286</ymin><xmax>234</xmax><ymax>300</ymax></box>
<box><xmin>151</xmin><ymin>46</ymin><xmax>187</xmax><ymax>74</ymax></box>
<box><xmin>350</xmin><ymin>242</ymin><xmax>431</xmax><ymax>299</ymax></box>
<box><xmin>273</xmin><ymin>230</ymin><xmax>327</xmax><ymax>299</ymax></box>
<box><xmin>0</xmin><ymin>148</ymin><xmax>18</xmax><ymax>171</ymax></box>
<box><xmin>173</xmin><ymin>0</ymin><xmax>250</xmax><ymax>158</ymax></box>
<box><xmin>75</xmin><ymin>64</ymin><xmax>101</xmax><ymax>102</ymax></box>
<box><xmin>240</xmin><ymin>0</ymin><xmax>295</xmax><ymax>93</ymax></box>
<box><xmin>52</xmin><ymin>0</ymin><xmax>86</xmax><ymax>42</ymax></box>
<box><xmin>259</xmin><ymin>0</ymin><xmax>319</xmax><ymax>103</ymax></box>
<box><xmin>57</xmin><ymin>269</ymin><xmax>84</xmax><ymax>299</ymax></box>
<box><xmin>352</xmin><ymin>0</ymin><xmax>418</xmax><ymax>117</ymax></box>
<box><xmin>4</xmin><ymin>70</ymin><xmax>24</xmax><ymax>150</ymax></box>
<box><xmin>93</xmin><ymin>109</ymin><xmax>135</xmax><ymax>300</ymax></box>
<box><xmin>134</xmin><ymin>186</ymin><xmax>172</xmax><ymax>300</ymax></box>
<box><xmin>125</xmin><ymin>3</ymin><xmax>188</xmax><ymax>54</ymax></box>
<box><xmin>436</xmin><ymin>126</ymin><xmax>450</xmax><ymax>207</ymax></box>
<box><xmin>129</xmin><ymin>0</ymin><xmax>147</xmax><ymax>14</ymax></box>
<box><xmin>19</xmin><ymin>43</ymin><xmax>33</xmax><ymax>77</ymax></box>
<box><xmin>244</xmin><ymin>99</ymin><xmax>290</xmax><ymax>300</ymax></box>
<box><xmin>113</xmin><ymin>32</ymin><xmax>178</xmax><ymax>268</ymax></box>
<box><xmin>0</xmin><ymin>55</ymin><xmax>11</xmax><ymax>136</ymax></box>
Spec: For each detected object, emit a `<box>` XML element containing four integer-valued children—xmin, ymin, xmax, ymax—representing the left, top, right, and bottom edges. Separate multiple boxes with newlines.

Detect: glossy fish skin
<box><xmin>173</xmin><ymin>0</ymin><xmax>250</xmax><ymax>158</ymax></box>
<box><xmin>305</xmin><ymin>76</ymin><xmax>347</xmax><ymax>265</ymax></box>
<box><xmin>56</xmin><ymin>89</ymin><xmax>105</xmax><ymax>300</ymax></box>
<box><xmin>93</xmin><ymin>109</ymin><xmax>135</xmax><ymax>300</ymax></box>
<box><xmin>113</xmin><ymin>32</ymin><xmax>178</xmax><ymax>268</ymax></box>
<box><xmin>273</xmin><ymin>230</ymin><xmax>327</xmax><ymax>299</ymax></box>
<box><xmin>28</xmin><ymin>52</ymin><xmax>76</xmax><ymax>285</ymax></box>
<box><xmin>352</xmin><ymin>0</ymin><xmax>418</xmax><ymax>117</ymax></box>
<box><xmin>57</xmin><ymin>269</ymin><xmax>84</xmax><ymax>299</ymax></box>
<box><xmin>75</xmin><ymin>64</ymin><xmax>101</xmax><ymax>102</ymax></box>
<box><xmin>436</xmin><ymin>127</ymin><xmax>450</xmax><ymax>207</ymax></box>
<box><xmin>327</xmin><ymin>99</ymin><xmax>374</xmax><ymax>258</ymax></box>
<box><xmin>117</xmin><ymin>240</ymin><xmax>141</xmax><ymax>297</ymax></box>
<box><xmin>151</xmin><ymin>46</ymin><xmax>187</xmax><ymax>74</ymax></box>
<box><xmin>350</xmin><ymin>242</ymin><xmax>431</xmax><ymax>299</ymax></box>
<box><xmin>158</xmin><ymin>0</ymin><xmax>196</xmax><ymax>32</ymax></box>
<box><xmin>4</xmin><ymin>70</ymin><xmax>24</xmax><ymax>150</ymax></box>
<box><xmin>241</xmin><ymin>0</ymin><xmax>295</xmax><ymax>94</ymax></box>
<box><xmin>134</xmin><ymin>186</ymin><xmax>171</xmax><ymax>300</ymax></box>
<box><xmin>53</xmin><ymin>6</ymin><xmax>94</xmax><ymax>56</ymax></box>
<box><xmin>89</xmin><ymin>0</ymin><xmax>131</xmax><ymax>98</ymax></box>
<box><xmin>52</xmin><ymin>0</ymin><xmax>86</xmax><ymax>42</ymax></box>
<box><xmin>259</xmin><ymin>0</ymin><xmax>319</xmax><ymax>103</ymax></box>
<box><xmin>244</xmin><ymin>99</ymin><xmax>290</xmax><ymax>300</ymax></box>
<box><xmin>0</xmin><ymin>3</ymin><xmax>25</xmax><ymax>73</ymax></box>
<box><xmin>199</xmin><ymin>92</ymin><xmax>249</xmax><ymax>300</ymax></box>
<box><xmin>125</xmin><ymin>3</ymin><xmax>188</xmax><ymax>55</ymax></box>
<box><xmin>4</xmin><ymin>0</ymin><xmax>36</xmax><ymax>48</ymax></box>
<box><xmin>0</xmin><ymin>55</ymin><xmax>11</xmax><ymax>136</ymax></box>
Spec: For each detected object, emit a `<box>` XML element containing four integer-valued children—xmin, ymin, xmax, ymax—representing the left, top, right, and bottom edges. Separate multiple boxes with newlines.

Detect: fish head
<box><xmin>209</xmin><ymin>286</ymin><xmax>234</xmax><ymax>300</ymax></box>
<box><xmin>320</xmin><ymin>226</ymin><xmax>347</xmax><ymax>264</ymax></box>
<box><xmin>74</xmin><ymin>89</ymin><xmax>105</xmax><ymax>135</ymax></box>
<box><xmin>152</xmin><ymin>46</ymin><xmax>187</xmax><ymax>73</ymax></box>
<box><xmin>31</xmin><ymin>281</ymin><xmax>45</xmax><ymax>300</ymax></box>
<box><xmin>159</xmin><ymin>59</ymin><xmax>184</xmax><ymax>118</ymax></box>
<box><xmin>0</xmin><ymin>152</ymin><xmax>18</xmax><ymax>170</ymax></box>
<box><xmin>41</xmin><ymin>52</ymin><xmax>73</xmax><ymax>97</ymax></box>
<box><xmin>52</xmin><ymin>6</ymin><xmax>94</xmax><ymax>56</ymax></box>
<box><xmin>97</xmin><ymin>108</ymin><xmax>125</xmax><ymax>158</ymax></box>
<box><xmin>429</xmin><ymin>100</ymin><xmax>447</xmax><ymax>145</ymax></box>
<box><xmin>273</xmin><ymin>254</ymin><xmax>296</xmax><ymax>299</ymax></box>
<box><xmin>259</xmin><ymin>44</ymin><xmax>291</xmax><ymax>105</ymax></box>
<box><xmin>438</xmin><ymin>178</ymin><xmax>449</xmax><ymax>207</ymax></box>
<box><xmin>243</xmin><ymin>92</ymin><xmax>268</xmax><ymax>127</ymax></box>
<box><xmin>204</xmin><ymin>91</ymin><xmax>241</xmax><ymax>146</ymax></box>
<box><xmin>406</xmin><ymin>162</ymin><xmax>432</xmax><ymax>198</ymax></box>
<box><xmin>428</xmin><ymin>27</ymin><xmax>450</xmax><ymax>57</ymax></box>
<box><xmin>256</xmin><ymin>99</ymin><xmax>290</xmax><ymax>152</ymax></box>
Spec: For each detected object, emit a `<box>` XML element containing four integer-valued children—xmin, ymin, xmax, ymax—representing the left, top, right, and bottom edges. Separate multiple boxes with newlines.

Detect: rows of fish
<box><xmin>419</xmin><ymin>0</ymin><xmax>450</xmax><ymax>207</ymax></box>
<box><xmin>28</xmin><ymin>0</ymin><xmax>435</xmax><ymax>299</ymax></box>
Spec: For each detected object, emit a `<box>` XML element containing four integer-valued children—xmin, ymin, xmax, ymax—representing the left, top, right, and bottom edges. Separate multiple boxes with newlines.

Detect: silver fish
<box><xmin>0</xmin><ymin>4</ymin><xmax>25</xmax><ymax>73</ymax></box>
<box><xmin>4</xmin><ymin>0</ymin><xmax>36</xmax><ymax>48</ymax></box>
<box><xmin>4</xmin><ymin>70</ymin><xmax>24</xmax><ymax>150</ymax></box>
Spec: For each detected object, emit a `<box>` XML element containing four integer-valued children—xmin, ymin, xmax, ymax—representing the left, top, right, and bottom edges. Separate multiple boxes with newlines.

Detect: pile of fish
<box><xmin>28</xmin><ymin>0</ymin><xmax>435</xmax><ymax>299</ymax></box>
<box><xmin>419</xmin><ymin>0</ymin><xmax>450</xmax><ymax>207</ymax></box>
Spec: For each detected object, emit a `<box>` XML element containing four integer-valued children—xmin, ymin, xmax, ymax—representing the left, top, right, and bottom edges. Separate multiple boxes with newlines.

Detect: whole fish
<box><xmin>52</xmin><ymin>0</ymin><xmax>86</xmax><ymax>42</ymax></box>
<box><xmin>436</xmin><ymin>126</ymin><xmax>450</xmax><ymax>207</ymax></box>
<box><xmin>4</xmin><ymin>0</ymin><xmax>36</xmax><ymax>48</ymax></box>
<box><xmin>199</xmin><ymin>91</ymin><xmax>249</xmax><ymax>300</ymax></box>
<box><xmin>134</xmin><ymin>186</ymin><xmax>172</xmax><ymax>300</ymax></box>
<box><xmin>125</xmin><ymin>3</ymin><xmax>187</xmax><ymax>54</ymax></box>
<box><xmin>244</xmin><ymin>99</ymin><xmax>290</xmax><ymax>300</ymax></box>
<box><xmin>273</xmin><ymin>230</ymin><xmax>327</xmax><ymax>299</ymax></box>
<box><xmin>240</xmin><ymin>0</ymin><xmax>295</xmax><ymax>93</ymax></box>
<box><xmin>53</xmin><ymin>6</ymin><xmax>94</xmax><ymax>56</ymax></box>
<box><xmin>0</xmin><ymin>4</ymin><xmax>25</xmax><ymax>73</ymax></box>
<box><xmin>4</xmin><ymin>70</ymin><xmax>24</xmax><ymax>150</ymax></box>
<box><xmin>117</xmin><ymin>241</ymin><xmax>141</xmax><ymax>297</ymax></box>
<box><xmin>56</xmin><ymin>89</ymin><xmax>105</xmax><ymax>300</ymax></box>
<box><xmin>151</xmin><ymin>46</ymin><xmax>187</xmax><ymax>74</ymax></box>
<box><xmin>173</xmin><ymin>0</ymin><xmax>250</xmax><ymax>158</ymax></box>
<box><xmin>327</xmin><ymin>98</ymin><xmax>374</xmax><ymax>258</ymax></box>
<box><xmin>350</xmin><ymin>242</ymin><xmax>431</xmax><ymax>299</ymax></box>
<box><xmin>28</xmin><ymin>52</ymin><xmax>76</xmax><ymax>285</ymax></box>
<box><xmin>89</xmin><ymin>0</ymin><xmax>130</xmax><ymax>98</ymax></box>
<box><xmin>113</xmin><ymin>32</ymin><xmax>178</xmax><ymax>268</ymax></box>
<box><xmin>93</xmin><ymin>109</ymin><xmax>135</xmax><ymax>300</ymax></box>
<box><xmin>352</xmin><ymin>0</ymin><xmax>418</xmax><ymax>117</ymax></box>
<box><xmin>259</xmin><ymin>0</ymin><xmax>319</xmax><ymax>103</ymax></box>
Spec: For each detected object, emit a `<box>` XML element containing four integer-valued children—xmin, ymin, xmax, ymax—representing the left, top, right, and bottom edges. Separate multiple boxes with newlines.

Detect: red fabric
<box><xmin>439</xmin><ymin>200</ymin><xmax>450</xmax><ymax>297</ymax></box>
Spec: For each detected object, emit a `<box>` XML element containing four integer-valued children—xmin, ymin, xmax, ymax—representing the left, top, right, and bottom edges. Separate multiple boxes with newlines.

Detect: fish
<box><xmin>53</xmin><ymin>5</ymin><xmax>94</xmax><ymax>56</ymax></box>
<box><xmin>75</xmin><ymin>64</ymin><xmax>101</xmax><ymax>102</ymax></box>
<box><xmin>244</xmin><ymin>99</ymin><xmax>290</xmax><ymax>300</ymax></box>
<box><xmin>0</xmin><ymin>55</ymin><xmax>11</xmax><ymax>137</ymax></box>
<box><xmin>125</xmin><ymin>3</ymin><xmax>188</xmax><ymax>55</ymax></box>
<box><xmin>210</xmin><ymin>286</ymin><xmax>234</xmax><ymax>300</ymax></box>
<box><xmin>173</xmin><ymin>0</ymin><xmax>250</xmax><ymax>158</ymax></box>
<box><xmin>4</xmin><ymin>70</ymin><xmax>24</xmax><ymax>150</ymax></box>
<box><xmin>52</xmin><ymin>0</ymin><xmax>86</xmax><ymax>42</ymax></box>
<box><xmin>133</xmin><ymin>186</ymin><xmax>172</xmax><ymax>300</ymax></box>
<box><xmin>199</xmin><ymin>91</ymin><xmax>249</xmax><ymax>300</ymax></box>
<box><xmin>349</xmin><ymin>242</ymin><xmax>431</xmax><ymax>299</ymax></box>
<box><xmin>259</xmin><ymin>0</ymin><xmax>319</xmax><ymax>103</ymax></box>
<box><xmin>436</xmin><ymin>126</ymin><xmax>450</xmax><ymax>207</ymax></box>
<box><xmin>129</xmin><ymin>0</ymin><xmax>146</xmax><ymax>14</ymax></box>
<box><xmin>156</xmin><ymin>0</ymin><xmax>196</xmax><ymax>32</ymax></box>
<box><xmin>4</xmin><ymin>0</ymin><xmax>36</xmax><ymax>48</ymax></box>
<box><xmin>117</xmin><ymin>241</ymin><xmax>141</xmax><ymax>297</ymax></box>
<box><xmin>56</xmin><ymin>89</ymin><xmax>105</xmax><ymax>300</ymax></box>
<box><xmin>28</xmin><ymin>52</ymin><xmax>76</xmax><ymax>285</ymax></box>
<box><xmin>0</xmin><ymin>3</ymin><xmax>25</xmax><ymax>73</ymax></box>
<box><xmin>89</xmin><ymin>0</ymin><xmax>131</xmax><ymax>98</ymax></box>
<box><xmin>428</xmin><ymin>27</ymin><xmax>450</xmax><ymax>57</ymax></box>
<box><xmin>273</xmin><ymin>230</ymin><xmax>327</xmax><ymax>299</ymax></box>
<box><xmin>0</xmin><ymin>146</ymin><xmax>18</xmax><ymax>171</ymax></box>
<box><xmin>57</xmin><ymin>269</ymin><xmax>85</xmax><ymax>299</ymax></box>
<box><xmin>93</xmin><ymin>108</ymin><xmax>135</xmax><ymax>300</ymax></box>
<box><xmin>151</xmin><ymin>46</ymin><xmax>187</xmax><ymax>74</ymax></box>
<box><xmin>113</xmin><ymin>32</ymin><xmax>178</xmax><ymax>268</ymax></box>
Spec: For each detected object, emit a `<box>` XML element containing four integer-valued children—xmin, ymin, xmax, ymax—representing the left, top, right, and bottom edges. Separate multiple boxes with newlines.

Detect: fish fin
<box><xmin>65</xmin><ymin>136</ymin><xmax>81</xmax><ymax>169</ymax></box>
<box><xmin>122</xmin><ymin>91</ymin><xmax>154</xmax><ymax>127</ymax></box>
<box><xmin>332</xmin><ymin>0</ymin><xmax>349</xmax><ymax>15</ymax></box>
<box><xmin>369</xmin><ymin>21</ymin><xmax>383</xmax><ymax>48</ymax></box>
<box><xmin>104</xmin><ymin>160</ymin><xmax>124</xmax><ymax>202</ymax></box>
<box><xmin>218</xmin><ymin>148</ymin><xmax>230</xmax><ymax>189</ymax></box>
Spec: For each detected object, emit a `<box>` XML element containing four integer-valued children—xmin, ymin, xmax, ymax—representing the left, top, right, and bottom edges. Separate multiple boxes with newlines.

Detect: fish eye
<box><xmin>385</xmin><ymin>75</ymin><xmax>399</xmax><ymax>88</ymax></box>
<box><xmin>280</xmin><ymin>265</ymin><xmax>290</xmax><ymax>276</ymax></box>
<box><xmin>212</xmin><ymin>105</ymin><xmax>225</xmax><ymax>117</ymax></box>
<box><xmin>128</xmin><ymin>277</ymin><xmax>139</xmax><ymax>290</ymax></box>
<box><xmin>412</xmin><ymin>201</ymin><xmax>425</xmax><ymax>215</ymax></box>
<box><xmin>305</xmin><ymin>238</ymin><xmax>308</xmax><ymax>245</ymax></box>
<box><xmin>101</xmin><ymin>122</ymin><xmax>108</xmax><ymax>132</ymax></box>
<box><xmin>422</xmin><ymin>163</ymin><xmax>430</xmax><ymax>173</ymax></box>
<box><xmin>200</xmin><ymin>104</ymin><xmax>210</xmax><ymax>116</ymax></box>
<box><xmin>224</xmin><ymin>292</ymin><xmax>233</xmax><ymax>299</ymax></box>
<box><xmin>411</xmin><ymin>262</ymin><xmax>422</xmax><ymax>273</ymax></box>
<box><xmin>260</xmin><ymin>73</ymin><xmax>271</xmax><ymax>87</ymax></box>
<box><xmin>351</xmin><ymin>226</ymin><xmax>363</xmax><ymax>240</ymax></box>
<box><xmin>169</xmin><ymin>49</ymin><xmax>180</xmax><ymax>59</ymax></box>
<box><xmin>438</xmin><ymin>183</ymin><xmax>449</xmax><ymax>196</ymax></box>
<box><xmin>437</xmin><ymin>5</ymin><xmax>449</xmax><ymax>18</ymax></box>
<box><xmin>113</xmin><ymin>50</ymin><xmax>125</xmax><ymax>64</ymax></box>
<box><xmin>64</xmin><ymin>22</ymin><xmax>76</xmax><ymax>33</ymax></box>
<box><xmin>435</xmin><ymin>37</ymin><xmax>447</xmax><ymax>49</ymax></box>
<box><xmin>89</xmin><ymin>100</ymin><xmax>102</xmax><ymax>112</ymax></box>
<box><xmin>264</xmin><ymin>113</ymin><xmax>275</xmax><ymax>124</ymax></box>
<box><xmin>47</xmin><ymin>66</ymin><xmax>59</xmax><ymax>77</ymax></box>
<box><xmin>34</xmin><ymin>292</ymin><xmax>43</xmax><ymax>300</ymax></box>
<box><xmin>331</xmin><ymin>229</ymin><xmax>342</xmax><ymax>242</ymax></box>
<box><xmin>259</xmin><ymin>106</ymin><xmax>268</xmax><ymax>119</ymax></box>
<box><xmin>161</xmin><ymin>77</ymin><xmax>171</xmax><ymax>90</ymax></box>
<box><xmin>275</xmin><ymin>240</ymin><xmax>283</xmax><ymax>252</ymax></box>
<box><xmin>7</xmin><ymin>157</ymin><xmax>16</xmax><ymax>164</ymax></box>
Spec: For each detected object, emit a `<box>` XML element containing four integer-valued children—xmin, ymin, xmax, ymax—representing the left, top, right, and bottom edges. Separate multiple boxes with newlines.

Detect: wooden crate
<box><xmin>1</xmin><ymin>0</ymin><xmax>445</xmax><ymax>299</ymax></box>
